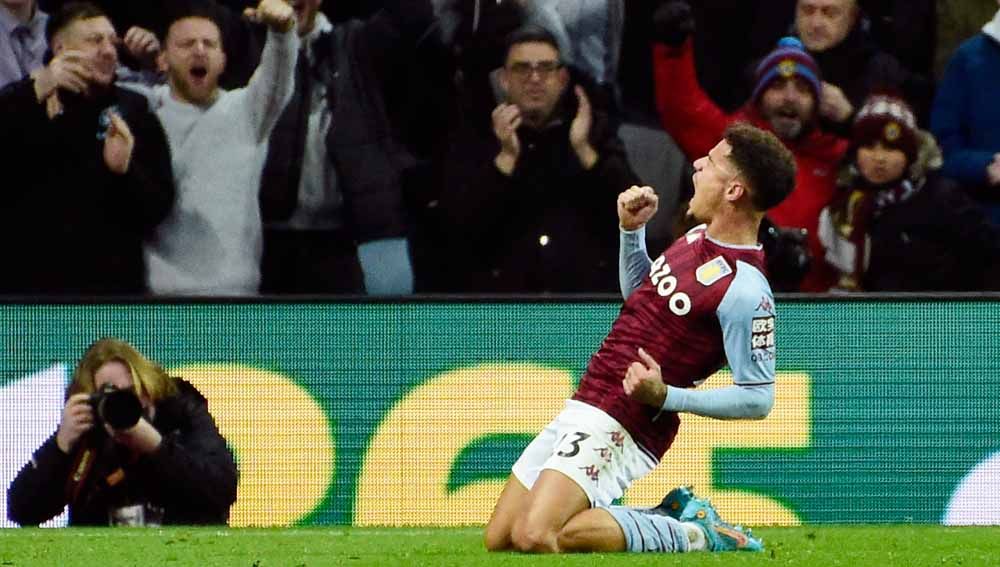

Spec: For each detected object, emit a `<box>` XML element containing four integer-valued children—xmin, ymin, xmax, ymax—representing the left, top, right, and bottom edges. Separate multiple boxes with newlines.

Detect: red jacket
<box><xmin>653</xmin><ymin>40</ymin><xmax>848</xmax><ymax>292</ymax></box>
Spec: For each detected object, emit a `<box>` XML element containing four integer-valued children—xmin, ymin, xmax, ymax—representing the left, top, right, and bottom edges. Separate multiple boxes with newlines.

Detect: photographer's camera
<box><xmin>89</xmin><ymin>384</ymin><xmax>142</xmax><ymax>430</ymax></box>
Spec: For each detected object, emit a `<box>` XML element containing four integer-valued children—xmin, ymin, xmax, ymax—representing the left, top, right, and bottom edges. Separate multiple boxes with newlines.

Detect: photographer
<box><xmin>6</xmin><ymin>338</ymin><xmax>238</xmax><ymax>526</ymax></box>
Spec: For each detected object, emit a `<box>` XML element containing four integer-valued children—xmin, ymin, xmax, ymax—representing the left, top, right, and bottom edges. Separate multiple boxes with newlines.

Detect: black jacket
<box><xmin>824</xmin><ymin>131</ymin><xmax>1000</xmax><ymax>292</ymax></box>
<box><xmin>809</xmin><ymin>20</ymin><xmax>934</xmax><ymax>132</ymax></box>
<box><xmin>0</xmin><ymin>79</ymin><xmax>174</xmax><ymax>295</ymax></box>
<box><xmin>259</xmin><ymin>0</ymin><xmax>433</xmax><ymax>243</ymax></box>
<box><xmin>686</xmin><ymin>0</ymin><xmax>935</xmax><ymax>123</ymax></box>
<box><xmin>436</xmin><ymin>72</ymin><xmax>641</xmax><ymax>293</ymax></box>
<box><xmin>7</xmin><ymin>379</ymin><xmax>238</xmax><ymax>526</ymax></box>
<box><xmin>862</xmin><ymin>175</ymin><xmax>1000</xmax><ymax>292</ymax></box>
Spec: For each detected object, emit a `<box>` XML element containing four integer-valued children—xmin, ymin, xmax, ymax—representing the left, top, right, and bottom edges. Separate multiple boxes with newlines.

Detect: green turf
<box><xmin>2</xmin><ymin>526</ymin><xmax>1000</xmax><ymax>567</ymax></box>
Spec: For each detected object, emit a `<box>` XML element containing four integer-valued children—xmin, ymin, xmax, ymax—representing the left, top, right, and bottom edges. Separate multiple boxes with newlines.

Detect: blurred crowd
<box><xmin>2</xmin><ymin>0</ymin><xmax>999</xmax><ymax>296</ymax></box>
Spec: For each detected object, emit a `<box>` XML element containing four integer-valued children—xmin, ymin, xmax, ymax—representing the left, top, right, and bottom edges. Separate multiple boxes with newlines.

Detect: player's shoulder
<box><xmin>684</xmin><ymin>229</ymin><xmax>766</xmax><ymax>288</ymax></box>
<box><xmin>719</xmin><ymin>261</ymin><xmax>775</xmax><ymax>316</ymax></box>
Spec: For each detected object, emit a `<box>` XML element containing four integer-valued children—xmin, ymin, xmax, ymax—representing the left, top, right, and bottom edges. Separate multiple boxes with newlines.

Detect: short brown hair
<box><xmin>161</xmin><ymin>0</ymin><xmax>225</xmax><ymax>45</ymax></box>
<box><xmin>725</xmin><ymin>122</ymin><xmax>796</xmax><ymax>211</ymax></box>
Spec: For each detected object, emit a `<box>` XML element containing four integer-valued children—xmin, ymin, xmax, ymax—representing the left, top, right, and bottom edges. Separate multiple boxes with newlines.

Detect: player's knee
<box><xmin>511</xmin><ymin>522</ymin><xmax>559</xmax><ymax>553</ymax></box>
<box><xmin>483</xmin><ymin>524</ymin><xmax>512</xmax><ymax>552</ymax></box>
<box><xmin>555</xmin><ymin>522</ymin><xmax>586</xmax><ymax>552</ymax></box>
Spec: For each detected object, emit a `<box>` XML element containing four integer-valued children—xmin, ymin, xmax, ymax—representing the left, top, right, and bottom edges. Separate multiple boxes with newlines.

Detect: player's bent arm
<box><xmin>619</xmin><ymin>226</ymin><xmax>651</xmax><ymax>299</ymax></box>
<box><xmin>660</xmin><ymin>260</ymin><xmax>778</xmax><ymax>419</ymax></box>
<box><xmin>661</xmin><ymin>382</ymin><xmax>774</xmax><ymax>420</ymax></box>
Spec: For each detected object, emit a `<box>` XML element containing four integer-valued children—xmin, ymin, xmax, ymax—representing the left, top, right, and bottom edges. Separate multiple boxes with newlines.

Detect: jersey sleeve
<box><xmin>716</xmin><ymin>260</ymin><xmax>776</xmax><ymax>385</ymax></box>
<box><xmin>619</xmin><ymin>226</ymin><xmax>652</xmax><ymax>299</ymax></box>
<box><xmin>658</xmin><ymin>259</ymin><xmax>777</xmax><ymax>420</ymax></box>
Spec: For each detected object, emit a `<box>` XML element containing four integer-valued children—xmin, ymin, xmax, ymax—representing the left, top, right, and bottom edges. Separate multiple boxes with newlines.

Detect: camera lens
<box><xmin>97</xmin><ymin>388</ymin><xmax>143</xmax><ymax>430</ymax></box>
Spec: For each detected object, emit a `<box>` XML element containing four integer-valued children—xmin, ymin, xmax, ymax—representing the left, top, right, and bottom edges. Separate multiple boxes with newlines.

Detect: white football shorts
<box><xmin>511</xmin><ymin>399</ymin><xmax>657</xmax><ymax>507</ymax></box>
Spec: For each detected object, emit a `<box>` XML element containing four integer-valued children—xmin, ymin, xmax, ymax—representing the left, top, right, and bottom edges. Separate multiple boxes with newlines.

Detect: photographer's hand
<box><xmin>111</xmin><ymin>418</ymin><xmax>162</xmax><ymax>454</ymax></box>
<box><xmin>56</xmin><ymin>394</ymin><xmax>95</xmax><ymax>454</ymax></box>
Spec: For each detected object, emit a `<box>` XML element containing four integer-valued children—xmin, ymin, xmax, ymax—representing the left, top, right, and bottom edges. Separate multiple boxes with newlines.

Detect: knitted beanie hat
<box><xmin>751</xmin><ymin>37</ymin><xmax>822</xmax><ymax>103</ymax></box>
<box><xmin>851</xmin><ymin>92</ymin><xmax>919</xmax><ymax>163</ymax></box>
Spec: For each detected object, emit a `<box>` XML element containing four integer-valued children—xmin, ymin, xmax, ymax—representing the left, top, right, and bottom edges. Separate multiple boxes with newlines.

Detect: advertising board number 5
<box><xmin>650</xmin><ymin>256</ymin><xmax>691</xmax><ymax>316</ymax></box>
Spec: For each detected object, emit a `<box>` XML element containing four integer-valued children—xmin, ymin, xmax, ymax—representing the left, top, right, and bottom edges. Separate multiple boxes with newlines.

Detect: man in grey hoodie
<box><xmin>142</xmin><ymin>0</ymin><xmax>298</xmax><ymax>295</ymax></box>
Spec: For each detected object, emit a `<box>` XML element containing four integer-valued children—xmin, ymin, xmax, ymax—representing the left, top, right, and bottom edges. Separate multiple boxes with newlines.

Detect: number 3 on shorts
<box><xmin>556</xmin><ymin>432</ymin><xmax>591</xmax><ymax>458</ymax></box>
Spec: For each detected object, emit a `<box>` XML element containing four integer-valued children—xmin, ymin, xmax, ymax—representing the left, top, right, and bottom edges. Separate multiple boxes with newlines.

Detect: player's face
<box><xmin>795</xmin><ymin>0</ymin><xmax>857</xmax><ymax>53</ymax></box>
<box><xmin>759</xmin><ymin>76</ymin><xmax>816</xmax><ymax>141</ymax></box>
<box><xmin>855</xmin><ymin>142</ymin><xmax>908</xmax><ymax>185</ymax></box>
<box><xmin>160</xmin><ymin>17</ymin><xmax>226</xmax><ymax>106</ymax></box>
<box><xmin>52</xmin><ymin>16</ymin><xmax>119</xmax><ymax>87</ymax></box>
<box><xmin>501</xmin><ymin>42</ymin><xmax>568</xmax><ymax>126</ymax></box>
<box><xmin>689</xmin><ymin>140</ymin><xmax>738</xmax><ymax>222</ymax></box>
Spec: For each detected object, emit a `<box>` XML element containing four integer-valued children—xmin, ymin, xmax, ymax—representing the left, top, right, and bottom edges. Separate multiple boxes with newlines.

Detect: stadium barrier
<box><xmin>1</xmin><ymin>297</ymin><xmax>998</xmax><ymax>527</ymax></box>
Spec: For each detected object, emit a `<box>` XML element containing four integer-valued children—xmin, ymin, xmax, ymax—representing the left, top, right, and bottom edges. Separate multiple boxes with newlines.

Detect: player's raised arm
<box><xmin>617</xmin><ymin>185</ymin><xmax>658</xmax><ymax>299</ymax></box>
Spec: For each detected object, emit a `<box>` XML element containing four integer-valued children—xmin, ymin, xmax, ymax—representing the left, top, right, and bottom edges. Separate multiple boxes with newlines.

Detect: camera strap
<box><xmin>66</xmin><ymin>444</ymin><xmax>130</xmax><ymax>508</ymax></box>
<box><xmin>65</xmin><ymin>444</ymin><xmax>98</xmax><ymax>505</ymax></box>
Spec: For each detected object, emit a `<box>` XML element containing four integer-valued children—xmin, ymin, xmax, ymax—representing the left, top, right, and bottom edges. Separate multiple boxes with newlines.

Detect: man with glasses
<box><xmin>435</xmin><ymin>24</ymin><xmax>640</xmax><ymax>293</ymax></box>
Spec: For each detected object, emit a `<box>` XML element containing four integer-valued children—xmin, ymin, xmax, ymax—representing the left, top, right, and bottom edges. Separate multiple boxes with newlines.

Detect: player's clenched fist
<box><xmin>617</xmin><ymin>185</ymin><xmax>659</xmax><ymax>231</ymax></box>
<box><xmin>622</xmin><ymin>347</ymin><xmax>667</xmax><ymax>407</ymax></box>
<box><xmin>244</xmin><ymin>0</ymin><xmax>296</xmax><ymax>33</ymax></box>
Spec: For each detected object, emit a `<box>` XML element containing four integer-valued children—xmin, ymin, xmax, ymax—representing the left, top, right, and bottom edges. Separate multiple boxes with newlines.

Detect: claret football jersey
<box><xmin>573</xmin><ymin>225</ymin><xmax>777</xmax><ymax>460</ymax></box>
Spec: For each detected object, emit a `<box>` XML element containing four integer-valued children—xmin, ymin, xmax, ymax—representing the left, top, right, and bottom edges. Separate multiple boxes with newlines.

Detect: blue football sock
<box><xmin>604</xmin><ymin>506</ymin><xmax>691</xmax><ymax>553</ymax></box>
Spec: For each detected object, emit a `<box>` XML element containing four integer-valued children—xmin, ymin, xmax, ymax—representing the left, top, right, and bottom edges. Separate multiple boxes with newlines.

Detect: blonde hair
<box><xmin>69</xmin><ymin>338</ymin><xmax>177</xmax><ymax>402</ymax></box>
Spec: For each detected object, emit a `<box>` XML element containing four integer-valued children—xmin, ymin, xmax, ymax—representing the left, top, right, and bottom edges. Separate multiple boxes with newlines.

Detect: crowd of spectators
<box><xmin>1</xmin><ymin>0</ymin><xmax>998</xmax><ymax>296</ymax></box>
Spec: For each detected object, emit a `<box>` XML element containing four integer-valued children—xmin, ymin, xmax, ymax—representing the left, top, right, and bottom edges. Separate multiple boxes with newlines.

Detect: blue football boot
<box><xmin>681</xmin><ymin>497</ymin><xmax>764</xmax><ymax>552</ymax></box>
<box><xmin>647</xmin><ymin>485</ymin><xmax>696</xmax><ymax>519</ymax></box>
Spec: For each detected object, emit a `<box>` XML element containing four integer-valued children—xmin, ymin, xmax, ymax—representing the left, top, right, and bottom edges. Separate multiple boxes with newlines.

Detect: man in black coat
<box><xmin>794</xmin><ymin>0</ymin><xmax>933</xmax><ymax>132</ymax></box>
<box><xmin>258</xmin><ymin>0</ymin><xmax>435</xmax><ymax>295</ymax></box>
<box><xmin>434</xmin><ymin>25</ymin><xmax>640</xmax><ymax>293</ymax></box>
<box><xmin>0</xmin><ymin>2</ymin><xmax>174</xmax><ymax>295</ymax></box>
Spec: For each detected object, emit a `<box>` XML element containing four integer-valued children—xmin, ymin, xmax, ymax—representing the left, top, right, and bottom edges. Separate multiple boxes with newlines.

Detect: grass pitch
<box><xmin>2</xmin><ymin>526</ymin><xmax>999</xmax><ymax>567</ymax></box>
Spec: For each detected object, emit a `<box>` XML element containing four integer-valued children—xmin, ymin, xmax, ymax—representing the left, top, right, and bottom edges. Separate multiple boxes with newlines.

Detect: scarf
<box><xmin>825</xmin><ymin>170</ymin><xmax>920</xmax><ymax>289</ymax></box>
